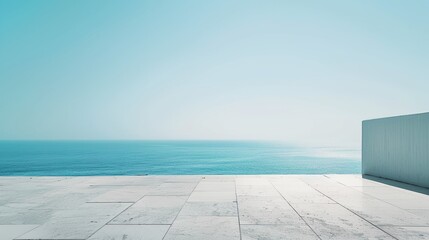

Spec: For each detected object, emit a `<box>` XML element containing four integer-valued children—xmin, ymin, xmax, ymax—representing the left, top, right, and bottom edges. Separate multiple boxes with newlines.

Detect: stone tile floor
<box><xmin>1</xmin><ymin>174</ymin><xmax>429</xmax><ymax>240</ymax></box>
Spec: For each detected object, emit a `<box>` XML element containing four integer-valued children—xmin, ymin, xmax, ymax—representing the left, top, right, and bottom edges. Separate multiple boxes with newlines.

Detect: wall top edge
<box><xmin>362</xmin><ymin>111</ymin><xmax>429</xmax><ymax>123</ymax></box>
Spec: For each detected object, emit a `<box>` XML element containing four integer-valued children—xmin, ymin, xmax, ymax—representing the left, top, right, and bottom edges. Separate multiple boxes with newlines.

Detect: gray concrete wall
<box><xmin>362</xmin><ymin>112</ymin><xmax>429</xmax><ymax>188</ymax></box>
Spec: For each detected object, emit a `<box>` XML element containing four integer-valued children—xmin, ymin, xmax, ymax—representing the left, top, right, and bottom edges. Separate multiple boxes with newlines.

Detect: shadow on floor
<box><xmin>363</xmin><ymin>174</ymin><xmax>429</xmax><ymax>196</ymax></box>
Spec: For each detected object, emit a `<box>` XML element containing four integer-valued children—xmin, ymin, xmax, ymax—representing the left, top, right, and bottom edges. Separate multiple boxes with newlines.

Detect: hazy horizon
<box><xmin>1</xmin><ymin>0</ymin><xmax>428</xmax><ymax>148</ymax></box>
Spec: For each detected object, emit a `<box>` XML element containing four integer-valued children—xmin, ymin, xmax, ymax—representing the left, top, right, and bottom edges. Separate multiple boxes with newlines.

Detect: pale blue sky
<box><xmin>1</xmin><ymin>0</ymin><xmax>428</xmax><ymax>147</ymax></box>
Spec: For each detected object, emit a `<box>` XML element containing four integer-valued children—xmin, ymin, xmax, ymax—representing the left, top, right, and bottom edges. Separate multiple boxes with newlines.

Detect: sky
<box><xmin>0</xmin><ymin>0</ymin><xmax>428</xmax><ymax>148</ymax></box>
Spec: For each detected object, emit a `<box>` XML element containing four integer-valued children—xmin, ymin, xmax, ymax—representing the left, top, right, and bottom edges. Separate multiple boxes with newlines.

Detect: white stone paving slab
<box><xmin>0</xmin><ymin>177</ymin><xmax>66</xmax><ymax>186</ymax></box>
<box><xmin>88</xmin><ymin>225</ymin><xmax>170</xmax><ymax>240</ymax></box>
<box><xmin>179</xmin><ymin>202</ymin><xmax>238</xmax><ymax>216</ymax></box>
<box><xmin>236</xmin><ymin>185</ymin><xmax>280</xmax><ymax>197</ymax></box>
<box><xmin>237</xmin><ymin>196</ymin><xmax>303</xmax><ymax>225</ymax></box>
<box><xmin>309</xmin><ymin>181</ymin><xmax>368</xmax><ymax>199</ymax></box>
<box><xmin>381</xmin><ymin>226</ymin><xmax>429</xmax><ymax>240</ymax></box>
<box><xmin>0</xmin><ymin>204</ymin><xmax>54</xmax><ymax>224</ymax></box>
<box><xmin>17</xmin><ymin>203</ymin><xmax>130</xmax><ymax>240</ymax></box>
<box><xmin>236</xmin><ymin>177</ymin><xmax>271</xmax><ymax>186</ymax></box>
<box><xmin>88</xmin><ymin>186</ymin><xmax>151</xmax><ymax>203</ymax></box>
<box><xmin>336</xmin><ymin>197</ymin><xmax>429</xmax><ymax>226</ymax></box>
<box><xmin>352</xmin><ymin>186</ymin><xmax>429</xmax><ymax>200</ymax></box>
<box><xmin>0</xmin><ymin>225</ymin><xmax>39</xmax><ymax>240</ymax></box>
<box><xmin>201</xmin><ymin>175</ymin><xmax>236</xmax><ymax>182</ymax></box>
<box><xmin>293</xmin><ymin>203</ymin><xmax>395</xmax><ymax>239</ymax></box>
<box><xmin>163</xmin><ymin>216</ymin><xmax>240</xmax><ymax>240</ymax></box>
<box><xmin>241</xmin><ymin>224</ymin><xmax>319</xmax><ymax>240</ymax></box>
<box><xmin>309</xmin><ymin>179</ymin><xmax>429</xmax><ymax>226</ymax></box>
<box><xmin>82</xmin><ymin>176</ymin><xmax>164</xmax><ymax>186</ymax></box>
<box><xmin>326</xmin><ymin>174</ymin><xmax>384</xmax><ymax>187</ymax></box>
<box><xmin>272</xmin><ymin>181</ymin><xmax>334</xmax><ymax>204</ymax></box>
<box><xmin>382</xmin><ymin>197</ymin><xmax>429</xmax><ymax>210</ymax></box>
<box><xmin>188</xmin><ymin>191</ymin><xmax>236</xmax><ymax>202</ymax></box>
<box><xmin>300</xmin><ymin>175</ymin><xmax>348</xmax><ymax>191</ymax></box>
<box><xmin>30</xmin><ymin>192</ymin><xmax>95</xmax><ymax>210</ymax></box>
<box><xmin>408</xmin><ymin>210</ymin><xmax>429</xmax><ymax>222</ymax></box>
<box><xmin>147</xmin><ymin>183</ymin><xmax>197</xmax><ymax>196</ymax></box>
<box><xmin>194</xmin><ymin>181</ymin><xmax>235</xmax><ymax>192</ymax></box>
<box><xmin>2</xmin><ymin>175</ymin><xmax>429</xmax><ymax>239</ymax></box>
<box><xmin>110</xmin><ymin>196</ymin><xmax>187</xmax><ymax>224</ymax></box>
<box><xmin>154</xmin><ymin>175</ymin><xmax>202</xmax><ymax>183</ymax></box>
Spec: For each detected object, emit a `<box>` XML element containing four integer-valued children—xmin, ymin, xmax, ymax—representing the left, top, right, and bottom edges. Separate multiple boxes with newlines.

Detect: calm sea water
<box><xmin>0</xmin><ymin>141</ymin><xmax>361</xmax><ymax>176</ymax></box>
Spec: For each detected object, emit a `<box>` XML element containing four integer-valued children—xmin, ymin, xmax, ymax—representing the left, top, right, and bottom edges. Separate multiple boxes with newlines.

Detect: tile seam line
<box><xmin>161</xmin><ymin>177</ymin><xmax>202</xmax><ymax>240</ymax></box>
<box><xmin>89</xmin><ymin>185</ymin><xmax>160</xmax><ymax>187</ymax></box>
<box><xmin>85</xmin><ymin>195</ymin><xmax>145</xmax><ymax>239</ymax></box>
<box><xmin>11</xmin><ymin>225</ymin><xmax>40</xmax><ymax>240</ymax></box>
<box><xmin>269</xmin><ymin>180</ymin><xmax>322</xmax><ymax>240</ymax></box>
<box><xmin>356</xmin><ymin>193</ymin><xmax>429</xmax><ymax>213</ymax></box>
<box><xmin>317</xmin><ymin>176</ymin><xmax>400</xmax><ymax>239</ymax></box>
<box><xmin>240</xmin><ymin>223</ymin><xmax>317</xmax><ymax>225</ymax></box>
<box><xmin>106</xmin><ymin>223</ymin><xmax>172</xmax><ymax>225</ymax></box>
<box><xmin>311</xmin><ymin>186</ymin><xmax>400</xmax><ymax>240</ymax></box>
<box><xmin>234</xmin><ymin>177</ymin><xmax>243</xmax><ymax>240</ymax></box>
<box><xmin>16</xmin><ymin>239</ymin><xmax>84</xmax><ymax>240</ymax></box>
<box><xmin>144</xmin><ymin>194</ymin><xmax>191</xmax><ymax>196</ymax></box>
<box><xmin>377</xmin><ymin>225</ymin><xmax>429</xmax><ymax>227</ymax></box>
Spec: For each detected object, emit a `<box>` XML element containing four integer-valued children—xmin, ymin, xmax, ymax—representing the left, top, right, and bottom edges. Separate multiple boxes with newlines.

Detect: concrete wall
<box><xmin>362</xmin><ymin>112</ymin><xmax>429</xmax><ymax>188</ymax></box>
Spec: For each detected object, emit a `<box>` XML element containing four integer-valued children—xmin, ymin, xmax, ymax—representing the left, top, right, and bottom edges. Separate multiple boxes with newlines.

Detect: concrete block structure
<box><xmin>362</xmin><ymin>112</ymin><xmax>429</xmax><ymax>188</ymax></box>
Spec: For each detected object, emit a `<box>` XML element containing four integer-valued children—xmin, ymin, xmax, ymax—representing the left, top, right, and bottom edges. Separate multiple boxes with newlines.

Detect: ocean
<box><xmin>0</xmin><ymin>141</ymin><xmax>361</xmax><ymax>176</ymax></box>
